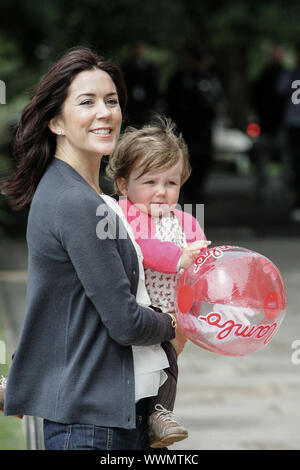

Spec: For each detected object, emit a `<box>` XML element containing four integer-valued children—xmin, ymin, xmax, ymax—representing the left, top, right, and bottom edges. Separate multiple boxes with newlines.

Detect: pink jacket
<box><xmin>118</xmin><ymin>198</ymin><xmax>206</xmax><ymax>274</ymax></box>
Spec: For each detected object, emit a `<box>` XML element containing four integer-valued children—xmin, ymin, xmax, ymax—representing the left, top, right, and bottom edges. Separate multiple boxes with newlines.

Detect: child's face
<box><xmin>118</xmin><ymin>159</ymin><xmax>183</xmax><ymax>217</ymax></box>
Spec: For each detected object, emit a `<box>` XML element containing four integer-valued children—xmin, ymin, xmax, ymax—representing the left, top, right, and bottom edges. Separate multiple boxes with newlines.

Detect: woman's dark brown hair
<box><xmin>1</xmin><ymin>47</ymin><xmax>127</xmax><ymax>210</ymax></box>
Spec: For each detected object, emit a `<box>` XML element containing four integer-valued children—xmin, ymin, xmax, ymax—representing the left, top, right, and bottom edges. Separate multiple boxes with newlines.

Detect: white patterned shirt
<box><xmin>145</xmin><ymin>213</ymin><xmax>188</xmax><ymax>313</ymax></box>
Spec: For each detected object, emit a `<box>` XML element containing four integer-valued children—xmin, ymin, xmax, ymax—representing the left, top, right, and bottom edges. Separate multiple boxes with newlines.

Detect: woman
<box><xmin>1</xmin><ymin>47</ymin><xmax>176</xmax><ymax>450</ymax></box>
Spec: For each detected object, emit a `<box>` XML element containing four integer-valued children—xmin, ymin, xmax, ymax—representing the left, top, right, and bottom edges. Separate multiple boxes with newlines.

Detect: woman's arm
<box><xmin>55</xmin><ymin>188</ymin><xmax>175</xmax><ymax>347</ymax></box>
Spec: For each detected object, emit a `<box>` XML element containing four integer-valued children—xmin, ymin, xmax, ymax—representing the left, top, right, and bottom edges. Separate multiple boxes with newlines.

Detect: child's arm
<box><xmin>173</xmin><ymin>208</ymin><xmax>211</xmax><ymax>269</ymax></box>
<box><xmin>137</xmin><ymin>237</ymin><xmax>210</xmax><ymax>272</ymax></box>
<box><xmin>137</xmin><ymin>237</ymin><xmax>183</xmax><ymax>273</ymax></box>
<box><xmin>118</xmin><ymin>199</ymin><xmax>186</xmax><ymax>273</ymax></box>
<box><xmin>136</xmin><ymin>208</ymin><xmax>211</xmax><ymax>273</ymax></box>
<box><xmin>179</xmin><ymin>240</ymin><xmax>211</xmax><ymax>269</ymax></box>
<box><xmin>119</xmin><ymin>199</ymin><xmax>210</xmax><ymax>273</ymax></box>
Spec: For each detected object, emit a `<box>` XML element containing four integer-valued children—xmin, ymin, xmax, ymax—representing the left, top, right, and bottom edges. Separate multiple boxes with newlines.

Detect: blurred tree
<box><xmin>1</xmin><ymin>0</ymin><xmax>300</xmax><ymax>234</ymax></box>
<box><xmin>1</xmin><ymin>0</ymin><xmax>300</xmax><ymax>135</ymax></box>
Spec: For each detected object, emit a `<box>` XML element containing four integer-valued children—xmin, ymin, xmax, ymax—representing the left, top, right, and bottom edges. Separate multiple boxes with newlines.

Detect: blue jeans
<box><xmin>43</xmin><ymin>398</ymin><xmax>156</xmax><ymax>450</ymax></box>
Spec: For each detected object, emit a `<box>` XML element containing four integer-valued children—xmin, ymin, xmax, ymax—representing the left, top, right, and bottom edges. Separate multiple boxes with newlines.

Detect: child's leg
<box><xmin>148</xmin><ymin>341</ymin><xmax>178</xmax><ymax>414</ymax></box>
<box><xmin>148</xmin><ymin>342</ymin><xmax>188</xmax><ymax>448</ymax></box>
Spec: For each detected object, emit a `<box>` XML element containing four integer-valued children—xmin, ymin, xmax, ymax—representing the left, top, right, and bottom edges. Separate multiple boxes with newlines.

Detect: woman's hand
<box><xmin>179</xmin><ymin>240</ymin><xmax>211</xmax><ymax>270</ymax></box>
<box><xmin>170</xmin><ymin>323</ymin><xmax>188</xmax><ymax>355</ymax></box>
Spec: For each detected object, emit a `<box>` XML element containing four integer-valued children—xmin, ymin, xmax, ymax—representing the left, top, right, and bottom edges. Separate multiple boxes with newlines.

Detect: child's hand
<box><xmin>179</xmin><ymin>240</ymin><xmax>211</xmax><ymax>270</ymax></box>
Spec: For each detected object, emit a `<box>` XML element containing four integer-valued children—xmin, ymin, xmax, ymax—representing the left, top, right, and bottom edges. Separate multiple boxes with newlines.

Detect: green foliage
<box><xmin>0</xmin><ymin>313</ymin><xmax>26</xmax><ymax>450</ymax></box>
<box><xmin>0</xmin><ymin>0</ymin><xmax>299</xmax><ymax>104</ymax></box>
<box><xmin>0</xmin><ymin>0</ymin><xmax>299</xmax><ymax>163</ymax></box>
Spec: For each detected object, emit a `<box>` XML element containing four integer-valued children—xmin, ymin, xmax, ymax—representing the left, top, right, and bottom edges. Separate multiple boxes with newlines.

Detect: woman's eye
<box><xmin>106</xmin><ymin>98</ymin><xmax>119</xmax><ymax>106</ymax></box>
<box><xmin>144</xmin><ymin>180</ymin><xmax>154</xmax><ymax>185</ymax></box>
<box><xmin>80</xmin><ymin>100</ymin><xmax>93</xmax><ymax>106</ymax></box>
<box><xmin>168</xmin><ymin>181</ymin><xmax>177</xmax><ymax>185</ymax></box>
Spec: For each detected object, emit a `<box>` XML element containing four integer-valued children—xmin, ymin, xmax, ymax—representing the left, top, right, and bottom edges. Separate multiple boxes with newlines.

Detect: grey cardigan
<box><xmin>4</xmin><ymin>158</ymin><xmax>175</xmax><ymax>428</ymax></box>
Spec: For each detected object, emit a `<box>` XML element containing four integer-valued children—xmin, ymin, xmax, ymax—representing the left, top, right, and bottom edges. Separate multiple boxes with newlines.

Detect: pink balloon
<box><xmin>176</xmin><ymin>246</ymin><xmax>287</xmax><ymax>356</ymax></box>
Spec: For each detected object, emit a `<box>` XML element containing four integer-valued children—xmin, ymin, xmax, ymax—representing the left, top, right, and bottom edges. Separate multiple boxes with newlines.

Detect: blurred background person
<box><xmin>122</xmin><ymin>42</ymin><xmax>160</xmax><ymax>127</ymax></box>
<box><xmin>250</xmin><ymin>44</ymin><xmax>287</xmax><ymax>199</ymax></box>
<box><xmin>166</xmin><ymin>44</ymin><xmax>224</xmax><ymax>203</ymax></box>
<box><xmin>276</xmin><ymin>43</ymin><xmax>300</xmax><ymax>222</ymax></box>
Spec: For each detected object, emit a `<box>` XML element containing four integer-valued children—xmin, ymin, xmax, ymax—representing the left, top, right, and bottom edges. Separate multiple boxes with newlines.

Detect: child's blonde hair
<box><xmin>106</xmin><ymin>114</ymin><xmax>192</xmax><ymax>195</ymax></box>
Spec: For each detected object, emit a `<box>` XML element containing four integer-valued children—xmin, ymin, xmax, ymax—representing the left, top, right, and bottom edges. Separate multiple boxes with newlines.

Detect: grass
<box><xmin>0</xmin><ymin>313</ymin><xmax>26</xmax><ymax>450</ymax></box>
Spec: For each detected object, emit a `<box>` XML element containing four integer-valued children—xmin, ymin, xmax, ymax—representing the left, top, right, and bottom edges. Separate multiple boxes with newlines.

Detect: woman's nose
<box><xmin>95</xmin><ymin>101</ymin><xmax>111</xmax><ymax>119</ymax></box>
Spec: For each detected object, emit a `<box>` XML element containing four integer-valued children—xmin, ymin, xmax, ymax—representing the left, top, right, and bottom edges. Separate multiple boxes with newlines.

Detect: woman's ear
<box><xmin>48</xmin><ymin>117</ymin><xmax>64</xmax><ymax>136</ymax></box>
<box><xmin>116</xmin><ymin>177</ymin><xmax>128</xmax><ymax>196</ymax></box>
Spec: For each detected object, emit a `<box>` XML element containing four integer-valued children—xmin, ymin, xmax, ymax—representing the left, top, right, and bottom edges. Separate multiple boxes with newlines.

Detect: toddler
<box><xmin>107</xmin><ymin>115</ymin><xmax>210</xmax><ymax>447</ymax></box>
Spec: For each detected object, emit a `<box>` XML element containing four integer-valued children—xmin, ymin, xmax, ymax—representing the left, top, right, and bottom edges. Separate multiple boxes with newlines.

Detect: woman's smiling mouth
<box><xmin>90</xmin><ymin>128</ymin><xmax>112</xmax><ymax>136</ymax></box>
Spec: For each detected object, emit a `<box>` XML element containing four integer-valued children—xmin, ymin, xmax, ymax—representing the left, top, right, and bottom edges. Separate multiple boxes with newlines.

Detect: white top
<box><xmin>145</xmin><ymin>213</ymin><xmax>188</xmax><ymax>313</ymax></box>
<box><xmin>100</xmin><ymin>195</ymin><xmax>169</xmax><ymax>402</ymax></box>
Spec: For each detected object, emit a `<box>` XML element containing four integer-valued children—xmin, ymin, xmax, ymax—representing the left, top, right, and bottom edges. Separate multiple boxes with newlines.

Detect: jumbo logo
<box><xmin>193</xmin><ymin>245</ymin><xmax>235</xmax><ymax>273</ymax></box>
<box><xmin>198</xmin><ymin>312</ymin><xmax>278</xmax><ymax>345</ymax></box>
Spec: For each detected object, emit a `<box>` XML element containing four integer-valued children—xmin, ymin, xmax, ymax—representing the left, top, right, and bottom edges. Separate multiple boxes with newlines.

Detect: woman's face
<box><xmin>53</xmin><ymin>68</ymin><xmax>122</xmax><ymax>158</ymax></box>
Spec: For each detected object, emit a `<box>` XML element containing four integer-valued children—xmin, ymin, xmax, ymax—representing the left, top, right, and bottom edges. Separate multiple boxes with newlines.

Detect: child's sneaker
<box><xmin>148</xmin><ymin>404</ymin><xmax>188</xmax><ymax>448</ymax></box>
<box><xmin>0</xmin><ymin>376</ymin><xmax>7</xmax><ymax>411</ymax></box>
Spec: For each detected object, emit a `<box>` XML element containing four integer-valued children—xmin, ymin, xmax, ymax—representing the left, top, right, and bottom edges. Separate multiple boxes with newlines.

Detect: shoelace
<box><xmin>154</xmin><ymin>404</ymin><xmax>180</xmax><ymax>424</ymax></box>
<box><xmin>0</xmin><ymin>376</ymin><xmax>7</xmax><ymax>389</ymax></box>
